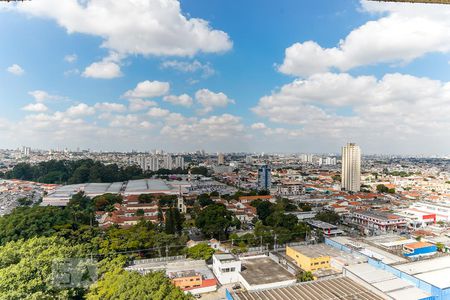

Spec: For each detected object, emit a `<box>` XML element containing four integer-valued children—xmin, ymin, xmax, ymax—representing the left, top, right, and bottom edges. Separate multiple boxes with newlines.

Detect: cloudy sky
<box><xmin>1</xmin><ymin>0</ymin><xmax>450</xmax><ymax>154</ymax></box>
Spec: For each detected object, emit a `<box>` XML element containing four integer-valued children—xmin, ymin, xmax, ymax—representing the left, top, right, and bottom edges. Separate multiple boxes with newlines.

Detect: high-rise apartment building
<box><xmin>149</xmin><ymin>156</ymin><xmax>160</xmax><ymax>171</ymax></box>
<box><xmin>258</xmin><ymin>164</ymin><xmax>272</xmax><ymax>191</ymax></box>
<box><xmin>325</xmin><ymin>157</ymin><xmax>337</xmax><ymax>165</ymax></box>
<box><xmin>164</xmin><ymin>155</ymin><xmax>173</xmax><ymax>170</ymax></box>
<box><xmin>217</xmin><ymin>153</ymin><xmax>225</xmax><ymax>165</ymax></box>
<box><xmin>137</xmin><ymin>155</ymin><xmax>148</xmax><ymax>171</ymax></box>
<box><xmin>22</xmin><ymin>146</ymin><xmax>31</xmax><ymax>156</ymax></box>
<box><xmin>174</xmin><ymin>156</ymin><xmax>185</xmax><ymax>170</ymax></box>
<box><xmin>341</xmin><ymin>143</ymin><xmax>361</xmax><ymax>192</ymax></box>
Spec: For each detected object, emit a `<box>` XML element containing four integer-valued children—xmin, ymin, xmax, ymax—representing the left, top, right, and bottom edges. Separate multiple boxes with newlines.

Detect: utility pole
<box><xmin>274</xmin><ymin>234</ymin><xmax>278</xmax><ymax>252</ymax></box>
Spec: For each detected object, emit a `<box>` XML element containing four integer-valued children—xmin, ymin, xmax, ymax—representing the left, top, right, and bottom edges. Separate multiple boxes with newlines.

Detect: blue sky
<box><xmin>1</xmin><ymin>0</ymin><xmax>450</xmax><ymax>154</ymax></box>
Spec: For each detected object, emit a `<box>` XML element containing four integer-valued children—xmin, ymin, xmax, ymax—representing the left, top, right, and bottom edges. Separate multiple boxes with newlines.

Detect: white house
<box><xmin>212</xmin><ymin>254</ymin><xmax>242</xmax><ymax>284</ymax></box>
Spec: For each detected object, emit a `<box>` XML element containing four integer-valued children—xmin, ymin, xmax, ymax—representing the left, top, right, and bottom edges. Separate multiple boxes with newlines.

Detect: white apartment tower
<box><xmin>149</xmin><ymin>156</ymin><xmax>160</xmax><ymax>171</ymax></box>
<box><xmin>341</xmin><ymin>143</ymin><xmax>361</xmax><ymax>192</ymax></box>
<box><xmin>164</xmin><ymin>155</ymin><xmax>173</xmax><ymax>170</ymax></box>
<box><xmin>137</xmin><ymin>155</ymin><xmax>148</xmax><ymax>171</ymax></box>
<box><xmin>174</xmin><ymin>156</ymin><xmax>185</xmax><ymax>170</ymax></box>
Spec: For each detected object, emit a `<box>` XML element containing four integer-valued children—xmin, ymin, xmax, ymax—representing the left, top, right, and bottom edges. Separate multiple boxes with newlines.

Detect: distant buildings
<box><xmin>276</xmin><ymin>181</ymin><xmax>303</xmax><ymax>196</ymax></box>
<box><xmin>97</xmin><ymin>196</ymin><xmax>159</xmax><ymax>228</ymax></box>
<box><xmin>257</xmin><ymin>164</ymin><xmax>271</xmax><ymax>191</ymax></box>
<box><xmin>137</xmin><ymin>155</ymin><xmax>184</xmax><ymax>171</ymax></box>
<box><xmin>217</xmin><ymin>153</ymin><xmax>225</xmax><ymax>165</ymax></box>
<box><xmin>174</xmin><ymin>156</ymin><xmax>185</xmax><ymax>169</ymax></box>
<box><xmin>341</xmin><ymin>143</ymin><xmax>361</xmax><ymax>192</ymax></box>
<box><xmin>324</xmin><ymin>156</ymin><xmax>337</xmax><ymax>165</ymax></box>
<box><xmin>164</xmin><ymin>154</ymin><xmax>173</xmax><ymax>169</ymax></box>
<box><xmin>22</xmin><ymin>146</ymin><xmax>31</xmax><ymax>156</ymax></box>
<box><xmin>349</xmin><ymin>210</ymin><xmax>407</xmax><ymax>234</ymax></box>
<box><xmin>149</xmin><ymin>156</ymin><xmax>160</xmax><ymax>171</ymax></box>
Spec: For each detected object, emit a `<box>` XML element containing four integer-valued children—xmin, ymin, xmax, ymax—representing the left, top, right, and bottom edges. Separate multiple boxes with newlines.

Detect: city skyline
<box><xmin>2</xmin><ymin>1</ymin><xmax>450</xmax><ymax>153</ymax></box>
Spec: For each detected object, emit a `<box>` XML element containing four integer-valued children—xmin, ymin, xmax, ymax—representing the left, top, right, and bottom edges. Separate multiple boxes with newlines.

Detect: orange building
<box><xmin>169</xmin><ymin>271</ymin><xmax>203</xmax><ymax>290</ymax></box>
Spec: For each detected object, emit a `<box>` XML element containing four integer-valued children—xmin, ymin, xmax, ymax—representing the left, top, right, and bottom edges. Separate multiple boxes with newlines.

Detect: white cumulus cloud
<box><xmin>94</xmin><ymin>102</ymin><xmax>126</xmax><ymax>112</ymax></box>
<box><xmin>82</xmin><ymin>53</ymin><xmax>122</xmax><ymax>79</ymax></box>
<box><xmin>195</xmin><ymin>89</ymin><xmax>235</xmax><ymax>114</ymax></box>
<box><xmin>148</xmin><ymin>107</ymin><xmax>170</xmax><ymax>118</ymax></box>
<box><xmin>123</xmin><ymin>80</ymin><xmax>170</xmax><ymax>99</ymax></box>
<box><xmin>6</xmin><ymin>64</ymin><xmax>24</xmax><ymax>75</ymax></box>
<box><xmin>22</xmin><ymin>103</ymin><xmax>48</xmax><ymax>112</ymax></box>
<box><xmin>64</xmin><ymin>54</ymin><xmax>77</xmax><ymax>63</ymax></box>
<box><xmin>65</xmin><ymin>103</ymin><xmax>95</xmax><ymax>117</ymax></box>
<box><xmin>12</xmin><ymin>0</ymin><xmax>232</xmax><ymax>57</ymax></box>
<box><xmin>251</xmin><ymin>122</ymin><xmax>267</xmax><ymax>130</ymax></box>
<box><xmin>161</xmin><ymin>60</ymin><xmax>215</xmax><ymax>78</ymax></box>
<box><xmin>28</xmin><ymin>90</ymin><xmax>62</xmax><ymax>102</ymax></box>
<box><xmin>279</xmin><ymin>1</ymin><xmax>450</xmax><ymax>76</ymax></box>
<box><xmin>127</xmin><ymin>98</ymin><xmax>158</xmax><ymax>112</ymax></box>
<box><xmin>163</xmin><ymin>94</ymin><xmax>193</xmax><ymax>107</ymax></box>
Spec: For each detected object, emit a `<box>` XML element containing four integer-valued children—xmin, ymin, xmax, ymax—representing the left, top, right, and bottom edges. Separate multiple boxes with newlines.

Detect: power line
<box><xmin>92</xmin><ymin>231</ymin><xmax>309</xmax><ymax>258</ymax></box>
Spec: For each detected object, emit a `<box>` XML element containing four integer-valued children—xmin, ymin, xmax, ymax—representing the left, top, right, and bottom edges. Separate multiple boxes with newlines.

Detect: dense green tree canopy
<box><xmin>196</xmin><ymin>204</ymin><xmax>234</xmax><ymax>240</ymax></box>
<box><xmin>251</xmin><ymin>200</ymin><xmax>275</xmax><ymax>223</ymax></box>
<box><xmin>187</xmin><ymin>243</ymin><xmax>215</xmax><ymax>261</ymax></box>
<box><xmin>164</xmin><ymin>208</ymin><xmax>184</xmax><ymax>235</ymax></box>
<box><xmin>197</xmin><ymin>193</ymin><xmax>214</xmax><ymax>207</ymax></box>
<box><xmin>0</xmin><ymin>203</ymin><xmax>92</xmax><ymax>245</ymax></box>
<box><xmin>315</xmin><ymin>211</ymin><xmax>341</xmax><ymax>225</ymax></box>
<box><xmin>189</xmin><ymin>166</ymin><xmax>208</xmax><ymax>176</ymax></box>
<box><xmin>93</xmin><ymin>193</ymin><xmax>123</xmax><ymax>211</ymax></box>
<box><xmin>0</xmin><ymin>236</ymin><xmax>90</xmax><ymax>299</ymax></box>
<box><xmin>87</xmin><ymin>269</ymin><xmax>191</xmax><ymax>300</ymax></box>
<box><xmin>97</xmin><ymin>221</ymin><xmax>187</xmax><ymax>258</ymax></box>
<box><xmin>138</xmin><ymin>194</ymin><xmax>154</xmax><ymax>203</ymax></box>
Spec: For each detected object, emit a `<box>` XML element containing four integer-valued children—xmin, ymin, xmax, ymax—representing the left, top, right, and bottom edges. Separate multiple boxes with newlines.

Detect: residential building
<box><xmin>257</xmin><ymin>164</ymin><xmax>271</xmax><ymax>191</ymax></box>
<box><xmin>137</xmin><ymin>155</ymin><xmax>148</xmax><ymax>171</ymax></box>
<box><xmin>349</xmin><ymin>210</ymin><xmax>407</xmax><ymax>234</ymax></box>
<box><xmin>218</xmin><ymin>153</ymin><xmax>225</xmax><ymax>165</ymax></box>
<box><xmin>324</xmin><ymin>157</ymin><xmax>337</xmax><ymax>165</ymax></box>
<box><xmin>276</xmin><ymin>181</ymin><xmax>303</xmax><ymax>196</ymax></box>
<box><xmin>149</xmin><ymin>156</ymin><xmax>160</xmax><ymax>171</ymax></box>
<box><xmin>174</xmin><ymin>156</ymin><xmax>185</xmax><ymax>170</ymax></box>
<box><xmin>212</xmin><ymin>254</ymin><xmax>241</xmax><ymax>284</ymax></box>
<box><xmin>341</xmin><ymin>143</ymin><xmax>361</xmax><ymax>192</ymax></box>
<box><xmin>22</xmin><ymin>146</ymin><xmax>31</xmax><ymax>156</ymax></box>
<box><xmin>163</xmin><ymin>155</ymin><xmax>173</xmax><ymax>169</ymax></box>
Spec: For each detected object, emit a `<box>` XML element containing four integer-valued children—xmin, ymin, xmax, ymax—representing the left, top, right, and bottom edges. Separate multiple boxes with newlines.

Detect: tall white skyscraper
<box><xmin>341</xmin><ymin>143</ymin><xmax>361</xmax><ymax>192</ymax></box>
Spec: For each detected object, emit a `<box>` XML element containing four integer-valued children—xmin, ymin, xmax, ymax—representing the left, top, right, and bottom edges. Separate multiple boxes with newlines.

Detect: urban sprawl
<box><xmin>3</xmin><ymin>143</ymin><xmax>450</xmax><ymax>299</ymax></box>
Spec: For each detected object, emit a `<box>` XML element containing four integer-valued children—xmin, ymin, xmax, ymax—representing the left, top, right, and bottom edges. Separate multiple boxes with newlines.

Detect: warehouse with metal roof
<box><xmin>231</xmin><ymin>276</ymin><xmax>386</xmax><ymax>300</ymax></box>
